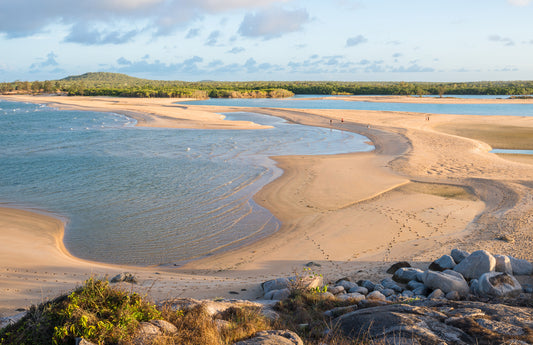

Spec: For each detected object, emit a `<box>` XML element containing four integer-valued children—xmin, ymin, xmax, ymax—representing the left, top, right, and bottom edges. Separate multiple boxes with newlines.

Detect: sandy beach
<box><xmin>1</xmin><ymin>95</ymin><xmax>533</xmax><ymax>316</ymax></box>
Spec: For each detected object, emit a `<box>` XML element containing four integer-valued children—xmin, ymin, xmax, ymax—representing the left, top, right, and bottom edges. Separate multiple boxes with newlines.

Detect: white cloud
<box><xmin>507</xmin><ymin>0</ymin><xmax>531</xmax><ymax>6</ymax></box>
<box><xmin>238</xmin><ymin>7</ymin><xmax>310</xmax><ymax>39</ymax></box>
<box><xmin>346</xmin><ymin>35</ymin><xmax>367</xmax><ymax>47</ymax></box>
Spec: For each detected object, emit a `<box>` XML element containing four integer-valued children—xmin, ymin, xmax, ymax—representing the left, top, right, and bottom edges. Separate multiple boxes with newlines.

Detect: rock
<box><xmin>261</xmin><ymin>278</ymin><xmax>291</xmax><ymax>294</ymax></box>
<box><xmin>358</xmin><ymin>279</ymin><xmax>376</xmax><ymax>291</ymax></box>
<box><xmin>523</xmin><ymin>284</ymin><xmax>533</xmax><ymax>294</ymax></box>
<box><xmin>135</xmin><ymin>321</ymin><xmax>162</xmax><ymax>343</ymax></box>
<box><xmin>381</xmin><ymin>288</ymin><xmax>396</xmax><ymax>297</ymax></box>
<box><xmin>454</xmin><ymin>250</ymin><xmax>496</xmax><ymax>280</ymax></box>
<box><xmin>337</xmin><ymin>292</ymin><xmax>366</xmax><ymax>303</ymax></box>
<box><xmin>386</xmin><ymin>261</ymin><xmax>411</xmax><ymax>274</ymax></box>
<box><xmin>508</xmin><ymin>256</ymin><xmax>533</xmax><ymax>275</ymax></box>
<box><xmin>495</xmin><ymin>255</ymin><xmax>513</xmax><ymax>274</ymax></box>
<box><xmin>372</xmin><ymin>283</ymin><xmax>384</xmax><ymax>292</ymax></box>
<box><xmin>412</xmin><ymin>285</ymin><xmax>430</xmax><ymax>297</ymax></box>
<box><xmin>422</xmin><ymin>269</ymin><xmax>469</xmax><ymax>298</ymax></box>
<box><xmin>149</xmin><ymin>319</ymin><xmax>177</xmax><ymax>335</ymax></box>
<box><xmin>320</xmin><ymin>291</ymin><xmax>335</xmax><ymax>299</ymax></box>
<box><xmin>336</xmin><ymin>280</ymin><xmax>358</xmax><ymax>291</ymax></box>
<box><xmin>234</xmin><ymin>330</ymin><xmax>304</xmax><ymax>345</ymax></box>
<box><xmin>366</xmin><ymin>291</ymin><xmax>387</xmax><ymax>301</ymax></box>
<box><xmin>429</xmin><ymin>254</ymin><xmax>456</xmax><ymax>271</ymax></box>
<box><xmin>393</xmin><ymin>267</ymin><xmax>424</xmax><ymax>284</ymax></box>
<box><xmin>110</xmin><ymin>272</ymin><xmax>137</xmax><ymax>284</ymax></box>
<box><xmin>446</xmin><ymin>291</ymin><xmax>461</xmax><ymax>300</ymax></box>
<box><xmin>427</xmin><ymin>289</ymin><xmax>445</xmax><ymax>299</ymax></box>
<box><xmin>406</xmin><ymin>280</ymin><xmax>426</xmax><ymax>291</ymax></box>
<box><xmin>323</xmin><ymin>305</ymin><xmax>359</xmax><ymax>318</ymax></box>
<box><xmin>328</xmin><ymin>285</ymin><xmax>345</xmax><ymax>295</ymax></box>
<box><xmin>333</xmin><ymin>303</ymin><xmax>473</xmax><ymax>344</ymax></box>
<box><xmin>304</xmin><ymin>261</ymin><xmax>321</xmax><ymax>268</ymax></box>
<box><xmin>401</xmin><ymin>290</ymin><xmax>414</xmax><ymax>298</ymax></box>
<box><xmin>264</xmin><ymin>288</ymin><xmax>290</xmax><ymax>300</ymax></box>
<box><xmin>470</xmin><ymin>279</ymin><xmax>480</xmax><ymax>295</ymax></box>
<box><xmin>348</xmin><ymin>286</ymin><xmax>368</xmax><ymax>295</ymax></box>
<box><xmin>0</xmin><ymin>312</ymin><xmax>26</xmax><ymax>330</ymax></box>
<box><xmin>381</xmin><ymin>278</ymin><xmax>403</xmax><ymax>292</ymax></box>
<box><xmin>478</xmin><ymin>272</ymin><xmax>522</xmax><ymax>298</ymax></box>
<box><xmin>76</xmin><ymin>339</ymin><xmax>97</xmax><ymax>345</ymax></box>
<box><xmin>451</xmin><ymin>248</ymin><xmax>470</xmax><ymax>264</ymax></box>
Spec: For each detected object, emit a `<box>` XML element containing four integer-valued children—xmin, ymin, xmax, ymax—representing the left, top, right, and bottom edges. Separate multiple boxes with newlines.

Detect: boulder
<box><xmin>110</xmin><ymin>272</ymin><xmax>137</xmax><ymax>284</ymax></box>
<box><xmin>393</xmin><ymin>267</ymin><xmax>424</xmax><ymax>284</ymax></box>
<box><xmin>494</xmin><ymin>255</ymin><xmax>513</xmax><ymax>274</ymax></box>
<box><xmin>386</xmin><ymin>261</ymin><xmax>411</xmax><ymax>274</ymax></box>
<box><xmin>445</xmin><ymin>291</ymin><xmax>461</xmax><ymax>300</ymax></box>
<box><xmin>381</xmin><ymin>288</ymin><xmax>396</xmax><ymax>297</ymax></box>
<box><xmin>478</xmin><ymin>272</ymin><xmax>522</xmax><ymax>298</ymax></box>
<box><xmin>508</xmin><ymin>256</ymin><xmax>533</xmax><ymax>275</ymax></box>
<box><xmin>406</xmin><ymin>280</ymin><xmax>425</xmax><ymax>291</ymax></box>
<box><xmin>454</xmin><ymin>250</ymin><xmax>496</xmax><ymax>280</ymax></box>
<box><xmin>234</xmin><ymin>330</ymin><xmax>303</xmax><ymax>345</ymax></box>
<box><xmin>451</xmin><ymin>248</ymin><xmax>470</xmax><ymax>264</ymax></box>
<box><xmin>422</xmin><ymin>270</ymin><xmax>469</xmax><ymax>298</ymax></box>
<box><xmin>429</xmin><ymin>255</ymin><xmax>456</xmax><ymax>271</ymax></box>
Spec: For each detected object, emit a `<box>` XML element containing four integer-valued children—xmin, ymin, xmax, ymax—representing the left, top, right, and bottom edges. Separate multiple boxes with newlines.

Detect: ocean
<box><xmin>0</xmin><ymin>101</ymin><xmax>373</xmax><ymax>266</ymax></box>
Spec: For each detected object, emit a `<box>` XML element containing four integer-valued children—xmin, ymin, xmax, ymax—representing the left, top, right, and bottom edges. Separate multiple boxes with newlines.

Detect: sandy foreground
<box><xmin>1</xmin><ymin>95</ymin><xmax>533</xmax><ymax>316</ymax></box>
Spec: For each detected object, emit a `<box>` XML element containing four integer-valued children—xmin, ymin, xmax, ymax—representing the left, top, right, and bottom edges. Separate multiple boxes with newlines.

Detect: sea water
<box><xmin>0</xmin><ymin>101</ymin><xmax>372</xmax><ymax>266</ymax></box>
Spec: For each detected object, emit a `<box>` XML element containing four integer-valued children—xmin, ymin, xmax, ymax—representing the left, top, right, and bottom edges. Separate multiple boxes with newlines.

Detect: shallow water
<box><xmin>0</xmin><ymin>101</ymin><xmax>372</xmax><ymax>266</ymax></box>
<box><xmin>182</xmin><ymin>96</ymin><xmax>533</xmax><ymax>116</ymax></box>
<box><xmin>491</xmin><ymin>149</ymin><xmax>533</xmax><ymax>155</ymax></box>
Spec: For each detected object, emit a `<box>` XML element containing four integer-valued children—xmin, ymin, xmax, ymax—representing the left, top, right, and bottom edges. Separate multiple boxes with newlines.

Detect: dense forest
<box><xmin>1</xmin><ymin>72</ymin><xmax>533</xmax><ymax>98</ymax></box>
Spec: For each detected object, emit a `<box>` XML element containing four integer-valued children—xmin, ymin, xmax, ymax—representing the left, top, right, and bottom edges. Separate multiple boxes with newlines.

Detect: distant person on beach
<box><xmin>341</xmin><ymin>118</ymin><xmax>344</xmax><ymax>123</ymax></box>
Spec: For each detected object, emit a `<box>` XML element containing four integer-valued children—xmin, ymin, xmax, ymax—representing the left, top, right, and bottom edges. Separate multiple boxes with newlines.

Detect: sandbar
<box><xmin>1</xmin><ymin>95</ymin><xmax>533</xmax><ymax>316</ymax></box>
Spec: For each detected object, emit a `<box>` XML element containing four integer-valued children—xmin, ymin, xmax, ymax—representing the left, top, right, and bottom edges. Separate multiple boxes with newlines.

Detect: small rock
<box><xmin>304</xmin><ymin>261</ymin><xmax>321</xmax><ymax>268</ymax></box>
<box><xmin>110</xmin><ymin>272</ymin><xmax>137</xmax><ymax>284</ymax></box>
<box><xmin>381</xmin><ymin>288</ymin><xmax>395</xmax><ymax>297</ymax></box>
<box><xmin>429</xmin><ymin>255</ymin><xmax>456</xmax><ymax>271</ymax></box>
<box><xmin>381</xmin><ymin>278</ymin><xmax>403</xmax><ymax>292</ymax></box>
<box><xmin>454</xmin><ymin>250</ymin><xmax>496</xmax><ymax>280</ymax></box>
<box><xmin>328</xmin><ymin>285</ymin><xmax>345</xmax><ymax>295</ymax></box>
<box><xmin>406</xmin><ymin>280</ymin><xmax>425</xmax><ymax>291</ymax></box>
<box><xmin>149</xmin><ymin>319</ymin><xmax>178</xmax><ymax>335</ymax></box>
<box><xmin>451</xmin><ymin>248</ymin><xmax>470</xmax><ymax>264</ymax></box>
<box><xmin>386</xmin><ymin>261</ymin><xmax>411</xmax><ymax>274</ymax></box>
<box><xmin>320</xmin><ymin>291</ymin><xmax>335</xmax><ymax>299</ymax></box>
<box><xmin>478</xmin><ymin>272</ymin><xmax>522</xmax><ymax>298</ymax></box>
<box><xmin>401</xmin><ymin>290</ymin><xmax>414</xmax><ymax>298</ymax></box>
<box><xmin>523</xmin><ymin>284</ymin><xmax>533</xmax><ymax>294</ymax></box>
<box><xmin>445</xmin><ymin>291</ymin><xmax>461</xmax><ymax>300</ymax></box>
<box><xmin>262</xmin><ymin>278</ymin><xmax>291</xmax><ymax>294</ymax></box>
<box><xmin>336</xmin><ymin>280</ymin><xmax>358</xmax><ymax>291</ymax></box>
<box><xmin>76</xmin><ymin>339</ymin><xmax>97</xmax><ymax>345</ymax></box>
<box><xmin>508</xmin><ymin>256</ymin><xmax>533</xmax><ymax>275</ymax></box>
<box><xmin>494</xmin><ymin>255</ymin><xmax>513</xmax><ymax>274</ymax></box>
<box><xmin>393</xmin><ymin>268</ymin><xmax>424</xmax><ymax>284</ymax></box>
<box><xmin>412</xmin><ymin>286</ymin><xmax>430</xmax><ymax>297</ymax></box>
<box><xmin>367</xmin><ymin>291</ymin><xmax>387</xmax><ymax>301</ymax></box>
<box><xmin>348</xmin><ymin>286</ymin><xmax>368</xmax><ymax>295</ymax></box>
<box><xmin>470</xmin><ymin>279</ymin><xmax>480</xmax><ymax>295</ymax></box>
<box><xmin>428</xmin><ymin>289</ymin><xmax>445</xmax><ymax>299</ymax></box>
<box><xmin>372</xmin><ymin>283</ymin><xmax>384</xmax><ymax>292</ymax></box>
<box><xmin>337</xmin><ymin>292</ymin><xmax>366</xmax><ymax>303</ymax></box>
<box><xmin>495</xmin><ymin>234</ymin><xmax>514</xmax><ymax>242</ymax></box>
<box><xmin>358</xmin><ymin>280</ymin><xmax>376</xmax><ymax>291</ymax></box>
<box><xmin>323</xmin><ymin>305</ymin><xmax>359</xmax><ymax>318</ymax></box>
<box><xmin>264</xmin><ymin>288</ymin><xmax>291</xmax><ymax>300</ymax></box>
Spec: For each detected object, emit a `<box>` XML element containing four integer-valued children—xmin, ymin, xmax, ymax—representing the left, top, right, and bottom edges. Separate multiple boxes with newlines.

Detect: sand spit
<box><xmin>1</xmin><ymin>95</ymin><xmax>532</xmax><ymax>316</ymax></box>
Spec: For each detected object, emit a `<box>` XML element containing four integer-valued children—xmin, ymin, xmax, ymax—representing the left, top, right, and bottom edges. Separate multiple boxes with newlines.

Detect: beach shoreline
<box><xmin>1</xmin><ymin>94</ymin><xmax>533</xmax><ymax>316</ymax></box>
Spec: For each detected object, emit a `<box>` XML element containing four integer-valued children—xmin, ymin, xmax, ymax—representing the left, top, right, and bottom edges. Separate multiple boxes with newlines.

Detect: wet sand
<box><xmin>1</xmin><ymin>95</ymin><xmax>532</xmax><ymax>316</ymax></box>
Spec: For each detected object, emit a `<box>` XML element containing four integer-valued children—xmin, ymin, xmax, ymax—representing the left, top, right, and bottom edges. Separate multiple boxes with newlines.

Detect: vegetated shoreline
<box><xmin>1</xmin><ymin>94</ymin><xmax>533</xmax><ymax>317</ymax></box>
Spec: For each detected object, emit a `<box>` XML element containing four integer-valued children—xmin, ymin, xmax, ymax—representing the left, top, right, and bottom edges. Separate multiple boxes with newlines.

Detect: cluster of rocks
<box><xmin>261</xmin><ymin>249</ymin><xmax>533</xmax><ymax>304</ymax></box>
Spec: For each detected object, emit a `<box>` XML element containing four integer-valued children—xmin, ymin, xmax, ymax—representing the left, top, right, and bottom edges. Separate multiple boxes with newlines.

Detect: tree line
<box><xmin>1</xmin><ymin>72</ymin><xmax>533</xmax><ymax>98</ymax></box>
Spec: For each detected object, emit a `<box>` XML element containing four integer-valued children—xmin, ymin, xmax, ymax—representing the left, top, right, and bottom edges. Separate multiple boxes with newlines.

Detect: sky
<box><xmin>1</xmin><ymin>0</ymin><xmax>532</xmax><ymax>82</ymax></box>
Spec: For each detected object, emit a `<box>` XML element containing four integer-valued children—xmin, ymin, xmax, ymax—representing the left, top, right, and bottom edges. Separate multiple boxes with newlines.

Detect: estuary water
<box><xmin>0</xmin><ymin>101</ymin><xmax>373</xmax><ymax>266</ymax></box>
<box><xmin>182</xmin><ymin>95</ymin><xmax>533</xmax><ymax>116</ymax></box>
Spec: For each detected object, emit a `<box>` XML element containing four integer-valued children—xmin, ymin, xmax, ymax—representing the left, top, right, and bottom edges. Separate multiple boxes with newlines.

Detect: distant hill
<box><xmin>60</xmin><ymin>72</ymin><xmax>153</xmax><ymax>87</ymax></box>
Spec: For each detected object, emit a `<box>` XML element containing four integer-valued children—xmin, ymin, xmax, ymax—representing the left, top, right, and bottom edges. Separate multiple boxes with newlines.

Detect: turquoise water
<box><xmin>0</xmin><ymin>101</ymin><xmax>372</xmax><ymax>266</ymax></box>
<box><xmin>182</xmin><ymin>96</ymin><xmax>533</xmax><ymax>116</ymax></box>
<box><xmin>491</xmin><ymin>149</ymin><xmax>533</xmax><ymax>155</ymax></box>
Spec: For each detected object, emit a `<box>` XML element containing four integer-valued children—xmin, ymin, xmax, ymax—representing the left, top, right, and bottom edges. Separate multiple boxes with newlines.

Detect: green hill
<box><xmin>60</xmin><ymin>72</ymin><xmax>155</xmax><ymax>88</ymax></box>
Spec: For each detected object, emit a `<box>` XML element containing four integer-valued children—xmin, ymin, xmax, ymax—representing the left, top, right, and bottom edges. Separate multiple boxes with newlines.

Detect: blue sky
<box><xmin>1</xmin><ymin>0</ymin><xmax>532</xmax><ymax>82</ymax></box>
